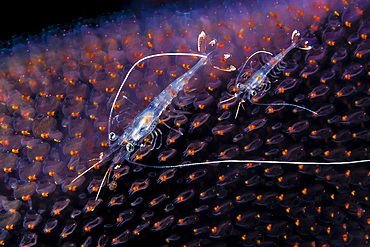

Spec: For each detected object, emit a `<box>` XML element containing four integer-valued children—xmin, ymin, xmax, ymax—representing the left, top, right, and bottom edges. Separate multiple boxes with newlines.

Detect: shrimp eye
<box><xmin>126</xmin><ymin>143</ymin><xmax>135</xmax><ymax>153</ymax></box>
<box><xmin>236</xmin><ymin>83</ymin><xmax>241</xmax><ymax>89</ymax></box>
<box><xmin>109</xmin><ymin>132</ymin><xmax>118</xmax><ymax>141</ymax></box>
<box><xmin>251</xmin><ymin>91</ymin><xmax>257</xmax><ymax>96</ymax></box>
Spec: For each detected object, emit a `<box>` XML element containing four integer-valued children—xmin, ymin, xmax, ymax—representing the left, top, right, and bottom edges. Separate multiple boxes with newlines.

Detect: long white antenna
<box><xmin>130</xmin><ymin>159</ymin><xmax>370</xmax><ymax>169</ymax></box>
<box><xmin>95</xmin><ymin>167</ymin><xmax>111</xmax><ymax>201</ymax></box>
<box><xmin>71</xmin><ymin>158</ymin><xmax>104</xmax><ymax>184</ymax></box>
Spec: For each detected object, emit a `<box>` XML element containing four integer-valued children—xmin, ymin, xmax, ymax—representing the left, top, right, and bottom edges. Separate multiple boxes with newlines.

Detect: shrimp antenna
<box><xmin>131</xmin><ymin>158</ymin><xmax>370</xmax><ymax>169</ymax></box>
<box><xmin>71</xmin><ymin>144</ymin><xmax>122</xmax><ymax>184</ymax></box>
<box><xmin>161</xmin><ymin>120</ymin><xmax>183</xmax><ymax>136</ymax></box>
<box><xmin>122</xmin><ymin>95</ymin><xmax>140</xmax><ymax>107</ymax></box>
<box><xmin>68</xmin><ymin>156</ymin><xmax>100</xmax><ymax>171</ymax></box>
<box><xmin>271</xmin><ymin>102</ymin><xmax>318</xmax><ymax>115</ymax></box>
<box><xmin>255</xmin><ymin>101</ymin><xmax>319</xmax><ymax>115</ymax></box>
<box><xmin>71</xmin><ymin>158</ymin><xmax>104</xmax><ymax>184</ymax></box>
<box><xmin>95</xmin><ymin>166</ymin><xmax>112</xmax><ymax>201</ymax></box>
<box><xmin>235</xmin><ymin>99</ymin><xmax>246</xmax><ymax>119</ymax></box>
<box><xmin>219</xmin><ymin>93</ymin><xmax>237</xmax><ymax>104</ymax></box>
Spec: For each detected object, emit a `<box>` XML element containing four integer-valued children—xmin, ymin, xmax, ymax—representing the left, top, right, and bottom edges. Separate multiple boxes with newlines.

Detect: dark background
<box><xmin>0</xmin><ymin>0</ymin><xmax>186</xmax><ymax>43</ymax></box>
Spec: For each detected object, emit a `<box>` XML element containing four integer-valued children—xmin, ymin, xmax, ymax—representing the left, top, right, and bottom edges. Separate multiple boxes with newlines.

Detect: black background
<box><xmin>0</xmin><ymin>0</ymin><xmax>187</xmax><ymax>43</ymax></box>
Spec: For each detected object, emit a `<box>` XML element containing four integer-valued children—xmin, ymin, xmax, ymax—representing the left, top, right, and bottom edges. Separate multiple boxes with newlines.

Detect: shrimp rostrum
<box><xmin>222</xmin><ymin>30</ymin><xmax>316</xmax><ymax>117</ymax></box>
<box><xmin>72</xmin><ymin>31</ymin><xmax>236</xmax><ymax>199</ymax></box>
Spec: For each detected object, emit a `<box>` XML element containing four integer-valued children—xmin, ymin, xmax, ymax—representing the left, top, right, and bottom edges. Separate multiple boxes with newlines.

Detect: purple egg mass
<box><xmin>0</xmin><ymin>0</ymin><xmax>370</xmax><ymax>246</ymax></box>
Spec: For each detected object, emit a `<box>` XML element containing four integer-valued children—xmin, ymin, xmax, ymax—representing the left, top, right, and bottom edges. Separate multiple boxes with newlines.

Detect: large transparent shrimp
<box><xmin>222</xmin><ymin>30</ymin><xmax>317</xmax><ymax>118</ymax></box>
<box><xmin>72</xmin><ymin>31</ymin><xmax>236</xmax><ymax>200</ymax></box>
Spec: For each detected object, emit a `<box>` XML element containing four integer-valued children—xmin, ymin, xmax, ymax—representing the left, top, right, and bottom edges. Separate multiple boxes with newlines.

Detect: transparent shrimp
<box><xmin>72</xmin><ymin>31</ymin><xmax>235</xmax><ymax>200</ymax></box>
<box><xmin>222</xmin><ymin>30</ymin><xmax>316</xmax><ymax>118</ymax></box>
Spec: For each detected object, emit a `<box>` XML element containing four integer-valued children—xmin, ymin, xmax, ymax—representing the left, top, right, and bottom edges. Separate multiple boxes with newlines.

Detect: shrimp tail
<box><xmin>208</xmin><ymin>50</ymin><xmax>236</xmax><ymax>72</ymax></box>
<box><xmin>198</xmin><ymin>31</ymin><xmax>207</xmax><ymax>53</ymax></box>
<box><xmin>291</xmin><ymin>30</ymin><xmax>312</xmax><ymax>50</ymax></box>
<box><xmin>213</xmin><ymin>52</ymin><xmax>236</xmax><ymax>71</ymax></box>
<box><xmin>196</xmin><ymin>31</ymin><xmax>236</xmax><ymax>72</ymax></box>
<box><xmin>291</xmin><ymin>30</ymin><xmax>302</xmax><ymax>43</ymax></box>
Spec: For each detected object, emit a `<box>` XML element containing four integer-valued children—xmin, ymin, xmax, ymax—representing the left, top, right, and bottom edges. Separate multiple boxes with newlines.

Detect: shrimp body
<box><xmin>237</xmin><ymin>32</ymin><xmax>301</xmax><ymax>100</ymax></box>
<box><xmin>115</xmin><ymin>31</ymin><xmax>235</xmax><ymax>152</ymax></box>
<box><xmin>72</xmin><ymin>31</ymin><xmax>235</xmax><ymax>199</ymax></box>
<box><xmin>118</xmin><ymin>56</ymin><xmax>207</xmax><ymax>147</ymax></box>
<box><xmin>223</xmin><ymin>30</ymin><xmax>315</xmax><ymax>118</ymax></box>
<box><xmin>235</xmin><ymin>30</ymin><xmax>311</xmax><ymax>101</ymax></box>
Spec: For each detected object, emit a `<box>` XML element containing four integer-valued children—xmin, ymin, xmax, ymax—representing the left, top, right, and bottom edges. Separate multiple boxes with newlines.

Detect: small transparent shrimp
<box><xmin>72</xmin><ymin>31</ymin><xmax>235</xmax><ymax>200</ymax></box>
<box><xmin>222</xmin><ymin>30</ymin><xmax>316</xmax><ymax>118</ymax></box>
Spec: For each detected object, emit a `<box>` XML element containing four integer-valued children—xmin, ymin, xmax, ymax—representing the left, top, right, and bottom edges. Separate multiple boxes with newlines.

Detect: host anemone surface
<box><xmin>0</xmin><ymin>0</ymin><xmax>369</xmax><ymax>246</ymax></box>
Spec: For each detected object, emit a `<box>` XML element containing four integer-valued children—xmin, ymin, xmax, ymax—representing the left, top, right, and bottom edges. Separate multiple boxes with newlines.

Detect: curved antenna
<box><xmin>269</xmin><ymin>102</ymin><xmax>318</xmax><ymax>115</ymax></box>
<box><xmin>130</xmin><ymin>158</ymin><xmax>370</xmax><ymax>169</ymax></box>
<box><xmin>237</xmin><ymin>51</ymin><xmax>273</xmax><ymax>83</ymax></box>
<box><xmin>251</xmin><ymin>101</ymin><xmax>319</xmax><ymax>115</ymax></box>
<box><xmin>108</xmin><ymin>52</ymin><xmax>207</xmax><ymax>145</ymax></box>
